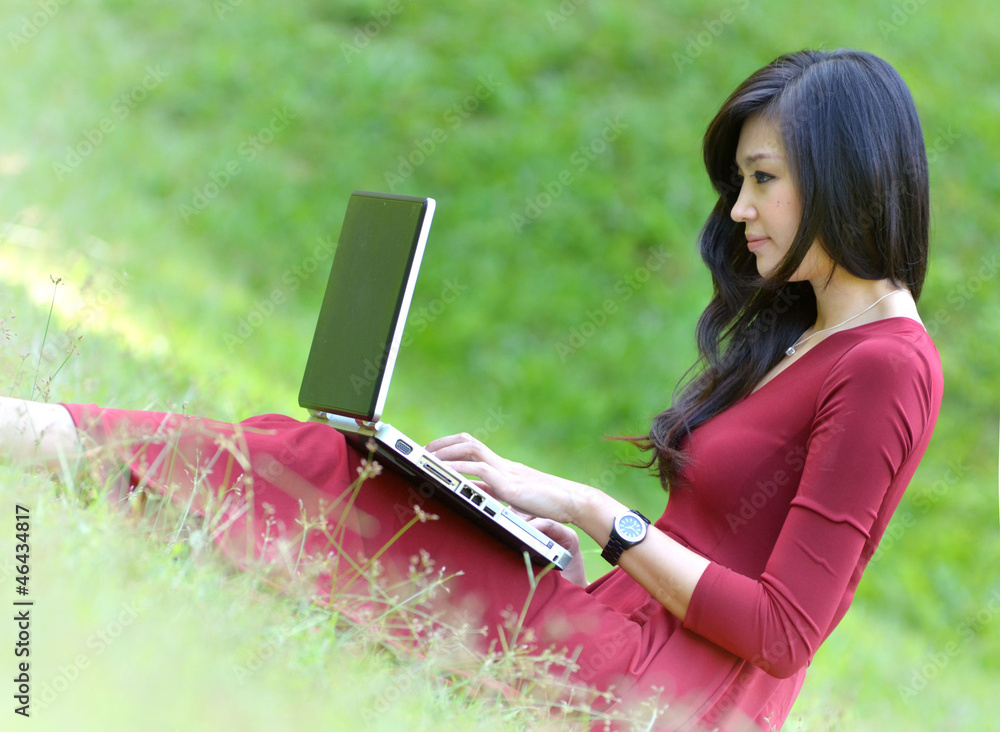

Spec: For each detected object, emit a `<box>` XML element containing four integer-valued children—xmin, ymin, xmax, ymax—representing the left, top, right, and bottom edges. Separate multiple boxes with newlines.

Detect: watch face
<box><xmin>617</xmin><ymin>513</ymin><xmax>646</xmax><ymax>542</ymax></box>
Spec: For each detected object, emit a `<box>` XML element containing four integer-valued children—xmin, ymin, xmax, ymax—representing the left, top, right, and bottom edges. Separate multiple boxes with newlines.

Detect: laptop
<box><xmin>298</xmin><ymin>191</ymin><xmax>572</xmax><ymax>570</ymax></box>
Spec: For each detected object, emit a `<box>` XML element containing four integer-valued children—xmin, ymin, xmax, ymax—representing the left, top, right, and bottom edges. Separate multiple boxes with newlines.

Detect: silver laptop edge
<box><xmin>309</xmin><ymin>414</ymin><xmax>572</xmax><ymax>569</ymax></box>
<box><xmin>303</xmin><ymin>191</ymin><xmax>571</xmax><ymax>571</ymax></box>
<box><xmin>370</xmin><ymin>197</ymin><xmax>435</xmax><ymax>422</ymax></box>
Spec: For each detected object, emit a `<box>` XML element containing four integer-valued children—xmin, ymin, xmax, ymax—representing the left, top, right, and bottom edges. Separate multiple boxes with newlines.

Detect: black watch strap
<box><xmin>601</xmin><ymin>510</ymin><xmax>650</xmax><ymax>566</ymax></box>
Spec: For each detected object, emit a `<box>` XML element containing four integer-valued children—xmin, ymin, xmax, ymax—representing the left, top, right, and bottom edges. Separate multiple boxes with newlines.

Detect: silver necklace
<box><xmin>785</xmin><ymin>289</ymin><xmax>905</xmax><ymax>357</ymax></box>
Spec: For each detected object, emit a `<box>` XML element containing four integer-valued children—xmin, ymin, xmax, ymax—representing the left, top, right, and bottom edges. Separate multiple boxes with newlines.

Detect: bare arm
<box><xmin>426</xmin><ymin>432</ymin><xmax>710</xmax><ymax>618</ymax></box>
<box><xmin>573</xmin><ymin>487</ymin><xmax>710</xmax><ymax>620</ymax></box>
<box><xmin>0</xmin><ymin>397</ymin><xmax>82</xmax><ymax>468</ymax></box>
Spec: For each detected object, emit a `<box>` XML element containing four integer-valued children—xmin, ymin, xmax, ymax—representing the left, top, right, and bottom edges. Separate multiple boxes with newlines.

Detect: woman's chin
<box><xmin>753</xmin><ymin>256</ymin><xmax>775</xmax><ymax>278</ymax></box>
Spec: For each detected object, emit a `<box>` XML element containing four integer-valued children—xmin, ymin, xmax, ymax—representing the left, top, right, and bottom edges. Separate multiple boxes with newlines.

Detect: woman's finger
<box><xmin>430</xmin><ymin>441</ymin><xmax>505</xmax><ymax>473</ymax></box>
<box><xmin>508</xmin><ymin>506</ymin><xmax>536</xmax><ymax>522</ymax></box>
<box><xmin>443</xmin><ymin>459</ymin><xmax>509</xmax><ymax>497</ymax></box>
<box><xmin>424</xmin><ymin>433</ymin><xmax>471</xmax><ymax>453</ymax></box>
<box><xmin>467</xmin><ymin>479</ymin><xmax>498</xmax><ymax>498</ymax></box>
<box><xmin>527</xmin><ymin>518</ymin><xmax>581</xmax><ymax>552</ymax></box>
<box><xmin>426</xmin><ymin>432</ymin><xmax>495</xmax><ymax>458</ymax></box>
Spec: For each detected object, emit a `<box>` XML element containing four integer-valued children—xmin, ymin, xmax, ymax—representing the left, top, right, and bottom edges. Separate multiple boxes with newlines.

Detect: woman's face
<box><xmin>731</xmin><ymin>113</ymin><xmax>829</xmax><ymax>282</ymax></box>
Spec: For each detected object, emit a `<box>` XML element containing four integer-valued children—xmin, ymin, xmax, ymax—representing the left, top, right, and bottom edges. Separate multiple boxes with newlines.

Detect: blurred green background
<box><xmin>1</xmin><ymin>0</ymin><xmax>998</xmax><ymax>729</ymax></box>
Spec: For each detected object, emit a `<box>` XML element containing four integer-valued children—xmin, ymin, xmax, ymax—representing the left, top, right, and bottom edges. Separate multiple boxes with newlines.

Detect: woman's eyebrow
<box><xmin>736</xmin><ymin>151</ymin><xmax>782</xmax><ymax>170</ymax></box>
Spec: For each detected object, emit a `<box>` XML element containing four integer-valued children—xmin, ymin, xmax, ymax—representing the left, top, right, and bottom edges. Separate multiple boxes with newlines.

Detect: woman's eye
<box><xmin>734</xmin><ymin>171</ymin><xmax>773</xmax><ymax>187</ymax></box>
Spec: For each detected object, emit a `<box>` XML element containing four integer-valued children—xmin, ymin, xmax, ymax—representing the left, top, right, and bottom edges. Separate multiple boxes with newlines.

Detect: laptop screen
<box><xmin>298</xmin><ymin>191</ymin><xmax>435</xmax><ymax>421</ymax></box>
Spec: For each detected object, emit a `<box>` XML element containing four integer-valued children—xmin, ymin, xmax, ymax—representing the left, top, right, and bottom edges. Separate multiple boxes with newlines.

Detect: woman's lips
<box><xmin>747</xmin><ymin>236</ymin><xmax>770</xmax><ymax>252</ymax></box>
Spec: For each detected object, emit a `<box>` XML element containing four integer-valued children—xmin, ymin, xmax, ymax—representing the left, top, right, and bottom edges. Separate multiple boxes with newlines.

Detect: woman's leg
<box><xmin>46</xmin><ymin>403</ymin><xmax>647</xmax><ymax>713</ymax></box>
<box><xmin>0</xmin><ymin>397</ymin><xmax>82</xmax><ymax>467</ymax></box>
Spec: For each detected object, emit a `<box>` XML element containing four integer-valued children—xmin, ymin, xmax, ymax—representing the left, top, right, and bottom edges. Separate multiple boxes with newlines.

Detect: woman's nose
<box><xmin>731</xmin><ymin>185</ymin><xmax>755</xmax><ymax>223</ymax></box>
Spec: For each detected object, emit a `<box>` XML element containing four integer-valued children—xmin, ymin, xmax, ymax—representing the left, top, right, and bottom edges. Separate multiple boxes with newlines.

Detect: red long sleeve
<box><xmin>679</xmin><ymin>324</ymin><xmax>941</xmax><ymax>678</ymax></box>
<box><xmin>60</xmin><ymin>318</ymin><xmax>942</xmax><ymax>730</ymax></box>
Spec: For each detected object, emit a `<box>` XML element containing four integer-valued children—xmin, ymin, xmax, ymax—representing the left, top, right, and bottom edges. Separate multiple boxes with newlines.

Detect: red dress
<box><xmin>62</xmin><ymin>317</ymin><xmax>942</xmax><ymax>730</ymax></box>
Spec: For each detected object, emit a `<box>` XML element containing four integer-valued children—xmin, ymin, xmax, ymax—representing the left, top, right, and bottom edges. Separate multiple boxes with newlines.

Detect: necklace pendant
<box><xmin>785</xmin><ymin>346</ymin><xmax>796</xmax><ymax>357</ymax></box>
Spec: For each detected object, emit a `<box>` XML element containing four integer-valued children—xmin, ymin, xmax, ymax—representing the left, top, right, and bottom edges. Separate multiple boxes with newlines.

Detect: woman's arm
<box><xmin>426</xmin><ymin>433</ymin><xmax>710</xmax><ymax>616</ymax></box>
<box><xmin>681</xmin><ymin>338</ymin><xmax>941</xmax><ymax>677</ymax></box>
<box><xmin>428</xmin><ymin>335</ymin><xmax>939</xmax><ymax>652</ymax></box>
<box><xmin>0</xmin><ymin>397</ymin><xmax>82</xmax><ymax>467</ymax></box>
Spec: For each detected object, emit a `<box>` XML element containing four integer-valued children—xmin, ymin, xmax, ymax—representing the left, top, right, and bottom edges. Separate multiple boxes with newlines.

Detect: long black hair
<box><xmin>636</xmin><ymin>49</ymin><xmax>930</xmax><ymax>489</ymax></box>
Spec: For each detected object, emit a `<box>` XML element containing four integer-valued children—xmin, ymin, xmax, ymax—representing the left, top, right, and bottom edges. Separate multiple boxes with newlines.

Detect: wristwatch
<box><xmin>601</xmin><ymin>509</ymin><xmax>651</xmax><ymax>566</ymax></box>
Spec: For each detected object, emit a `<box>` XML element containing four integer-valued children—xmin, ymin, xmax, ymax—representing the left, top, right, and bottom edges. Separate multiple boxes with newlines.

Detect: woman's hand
<box><xmin>425</xmin><ymin>432</ymin><xmax>593</xmax><ymax>525</ymax></box>
<box><xmin>527</xmin><ymin>517</ymin><xmax>589</xmax><ymax>588</ymax></box>
<box><xmin>427</xmin><ymin>432</ymin><xmax>709</xmax><ymax>622</ymax></box>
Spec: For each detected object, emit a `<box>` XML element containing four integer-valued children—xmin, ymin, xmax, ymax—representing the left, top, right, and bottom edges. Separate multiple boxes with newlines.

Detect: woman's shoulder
<box><xmin>828</xmin><ymin>316</ymin><xmax>938</xmax><ymax>365</ymax></box>
<box><xmin>816</xmin><ymin>317</ymin><xmax>942</xmax><ymax>403</ymax></box>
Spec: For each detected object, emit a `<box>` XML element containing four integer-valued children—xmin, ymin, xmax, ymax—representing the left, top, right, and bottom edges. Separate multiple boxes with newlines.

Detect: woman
<box><xmin>3</xmin><ymin>49</ymin><xmax>942</xmax><ymax>730</ymax></box>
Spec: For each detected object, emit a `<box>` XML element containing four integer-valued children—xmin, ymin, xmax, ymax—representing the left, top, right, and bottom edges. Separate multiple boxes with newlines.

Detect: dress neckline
<box><xmin>748</xmin><ymin>316</ymin><xmax>926</xmax><ymax>398</ymax></box>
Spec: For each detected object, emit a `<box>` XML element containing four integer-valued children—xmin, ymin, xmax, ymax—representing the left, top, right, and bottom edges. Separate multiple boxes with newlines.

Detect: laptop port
<box><xmin>394</xmin><ymin>439</ymin><xmax>413</xmax><ymax>455</ymax></box>
<box><xmin>419</xmin><ymin>457</ymin><xmax>459</xmax><ymax>488</ymax></box>
<box><xmin>483</xmin><ymin>506</ymin><xmax>496</xmax><ymax>517</ymax></box>
<box><xmin>459</xmin><ymin>485</ymin><xmax>485</xmax><ymax>507</ymax></box>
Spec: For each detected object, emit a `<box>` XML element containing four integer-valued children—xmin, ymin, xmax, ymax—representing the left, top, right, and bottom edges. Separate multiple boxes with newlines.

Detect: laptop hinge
<box><xmin>307</xmin><ymin>410</ymin><xmax>380</xmax><ymax>434</ymax></box>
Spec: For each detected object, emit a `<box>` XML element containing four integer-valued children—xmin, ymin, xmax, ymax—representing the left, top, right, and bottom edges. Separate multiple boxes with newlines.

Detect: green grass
<box><xmin>2</xmin><ymin>0</ymin><xmax>998</xmax><ymax>729</ymax></box>
<box><xmin>0</xmin><ymin>468</ymin><xmax>538</xmax><ymax>732</ymax></box>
